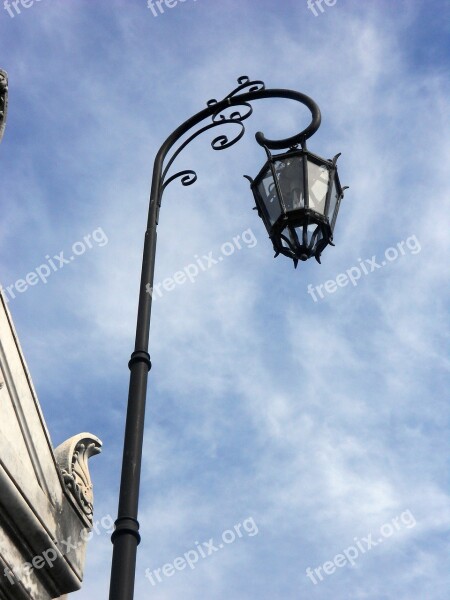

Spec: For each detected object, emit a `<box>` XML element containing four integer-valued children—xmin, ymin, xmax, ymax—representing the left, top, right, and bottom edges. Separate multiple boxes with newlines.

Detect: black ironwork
<box><xmin>0</xmin><ymin>70</ymin><xmax>8</xmax><ymax>144</ymax></box>
<box><xmin>245</xmin><ymin>144</ymin><xmax>348</xmax><ymax>266</ymax></box>
<box><xmin>109</xmin><ymin>76</ymin><xmax>346</xmax><ymax>600</ymax></box>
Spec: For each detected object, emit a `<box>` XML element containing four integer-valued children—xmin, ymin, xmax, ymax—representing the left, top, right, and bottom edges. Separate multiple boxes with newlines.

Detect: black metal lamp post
<box><xmin>108</xmin><ymin>76</ymin><xmax>347</xmax><ymax>600</ymax></box>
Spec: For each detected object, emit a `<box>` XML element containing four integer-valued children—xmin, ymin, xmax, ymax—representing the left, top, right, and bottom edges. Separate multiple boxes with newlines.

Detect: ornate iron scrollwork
<box><xmin>161</xmin><ymin>76</ymin><xmax>266</xmax><ymax>191</ymax></box>
<box><xmin>158</xmin><ymin>75</ymin><xmax>323</xmax><ymax>202</ymax></box>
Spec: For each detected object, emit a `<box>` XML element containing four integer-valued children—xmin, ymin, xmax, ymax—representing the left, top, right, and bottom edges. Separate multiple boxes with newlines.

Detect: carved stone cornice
<box><xmin>0</xmin><ymin>293</ymin><xmax>102</xmax><ymax>598</ymax></box>
<box><xmin>54</xmin><ymin>434</ymin><xmax>102</xmax><ymax>525</ymax></box>
<box><xmin>0</xmin><ymin>69</ymin><xmax>8</xmax><ymax>143</ymax></box>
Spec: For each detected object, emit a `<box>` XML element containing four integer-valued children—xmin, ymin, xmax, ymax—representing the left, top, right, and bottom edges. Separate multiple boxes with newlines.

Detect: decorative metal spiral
<box><xmin>208</xmin><ymin>75</ymin><xmax>265</xmax><ymax>104</ymax></box>
<box><xmin>162</xmin><ymin>169</ymin><xmax>197</xmax><ymax>191</ymax></box>
<box><xmin>161</xmin><ymin>76</ymin><xmax>266</xmax><ymax>191</ymax></box>
<box><xmin>159</xmin><ymin>75</ymin><xmax>321</xmax><ymax>195</ymax></box>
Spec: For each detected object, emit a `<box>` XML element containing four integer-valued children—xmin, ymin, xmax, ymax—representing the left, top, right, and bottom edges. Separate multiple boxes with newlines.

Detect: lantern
<box><xmin>246</xmin><ymin>144</ymin><xmax>347</xmax><ymax>266</ymax></box>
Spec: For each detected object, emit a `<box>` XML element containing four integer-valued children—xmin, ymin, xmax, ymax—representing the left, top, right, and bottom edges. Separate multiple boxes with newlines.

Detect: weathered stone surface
<box><xmin>0</xmin><ymin>291</ymin><xmax>102</xmax><ymax>599</ymax></box>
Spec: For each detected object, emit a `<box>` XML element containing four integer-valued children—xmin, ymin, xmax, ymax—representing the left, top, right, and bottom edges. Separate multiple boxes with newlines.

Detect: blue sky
<box><xmin>0</xmin><ymin>0</ymin><xmax>449</xmax><ymax>598</ymax></box>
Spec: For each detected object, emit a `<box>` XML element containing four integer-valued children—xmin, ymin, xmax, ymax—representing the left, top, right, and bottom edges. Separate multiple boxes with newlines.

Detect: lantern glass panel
<box><xmin>275</xmin><ymin>155</ymin><xmax>305</xmax><ymax>212</ymax></box>
<box><xmin>308</xmin><ymin>222</ymin><xmax>324</xmax><ymax>248</ymax></box>
<box><xmin>327</xmin><ymin>175</ymin><xmax>340</xmax><ymax>228</ymax></box>
<box><xmin>280</xmin><ymin>227</ymin><xmax>293</xmax><ymax>250</ymax></box>
<box><xmin>257</xmin><ymin>171</ymin><xmax>282</xmax><ymax>225</ymax></box>
<box><xmin>307</xmin><ymin>160</ymin><xmax>329</xmax><ymax>215</ymax></box>
<box><xmin>279</xmin><ymin>222</ymin><xmax>325</xmax><ymax>259</ymax></box>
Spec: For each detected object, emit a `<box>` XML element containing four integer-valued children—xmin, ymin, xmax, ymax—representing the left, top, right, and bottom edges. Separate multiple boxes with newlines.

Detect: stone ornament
<box><xmin>55</xmin><ymin>434</ymin><xmax>102</xmax><ymax>525</ymax></box>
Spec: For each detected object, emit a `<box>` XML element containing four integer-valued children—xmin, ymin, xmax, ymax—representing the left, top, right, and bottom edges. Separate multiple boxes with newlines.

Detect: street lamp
<box><xmin>108</xmin><ymin>76</ymin><xmax>347</xmax><ymax>600</ymax></box>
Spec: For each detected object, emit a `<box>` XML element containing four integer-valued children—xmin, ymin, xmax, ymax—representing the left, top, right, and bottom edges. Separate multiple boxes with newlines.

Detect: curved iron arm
<box><xmin>155</xmin><ymin>76</ymin><xmax>321</xmax><ymax>214</ymax></box>
<box><xmin>140</xmin><ymin>77</ymin><xmax>321</xmax><ymax>346</ymax></box>
<box><xmin>109</xmin><ymin>76</ymin><xmax>321</xmax><ymax>600</ymax></box>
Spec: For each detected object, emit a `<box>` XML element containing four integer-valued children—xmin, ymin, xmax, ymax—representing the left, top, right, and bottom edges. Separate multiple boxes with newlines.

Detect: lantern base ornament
<box><xmin>272</xmin><ymin>212</ymin><xmax>334</xmax><ymax>267</ymax></box>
